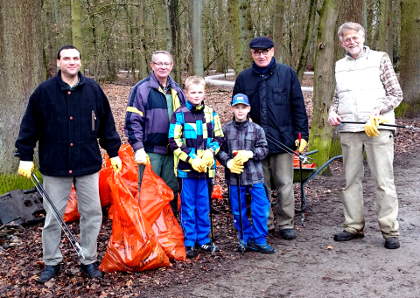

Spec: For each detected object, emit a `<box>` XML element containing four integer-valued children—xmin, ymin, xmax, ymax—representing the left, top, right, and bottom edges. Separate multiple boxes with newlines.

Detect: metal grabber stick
<box><xmin>207</xmin><ymin>177</ymin><xmax>218</xmax><ymax>256</ymax></box>
<box><xmin>234</xmin><ymin>153</ymin><xmax>246</xmax><ymax>254</ymax></box>
<box><xmin>298</xmin><ymin>133</ymin><xmax>305</xmax><ymax>225</ymax></box>
<box><xmin>31</xmin><ymin>173</ymin><xmax>85</xmax><ymax>259</ymax></box>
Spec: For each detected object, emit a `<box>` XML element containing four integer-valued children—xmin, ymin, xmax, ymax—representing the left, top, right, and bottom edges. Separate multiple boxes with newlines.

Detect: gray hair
<box><xmin>337</xmin><ymin>22</ymin><xmax>365</xmax><ymax>41</ymax></box>
<box><xmin>151</xmin><ymin>50</ymin><xmax>173</xmax><ymax>63</ymax></box>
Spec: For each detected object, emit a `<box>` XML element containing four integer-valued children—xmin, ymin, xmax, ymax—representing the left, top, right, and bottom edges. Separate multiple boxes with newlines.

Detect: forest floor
<box><xmin>1</xmin><ymin>73</ymin><xmax>420</xmax><ymax>298</ymax></box>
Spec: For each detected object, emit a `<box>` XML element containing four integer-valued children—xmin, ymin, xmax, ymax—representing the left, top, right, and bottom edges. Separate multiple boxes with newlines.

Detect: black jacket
<box><xmin>233</xmin><ymin>59</ymin><xmax>309</xmax><ymax>154</ymax></box>
<box><xmin>15</xmin><ymin>71</ymin><xmax>121</xmax><ymax>176</ymax></box>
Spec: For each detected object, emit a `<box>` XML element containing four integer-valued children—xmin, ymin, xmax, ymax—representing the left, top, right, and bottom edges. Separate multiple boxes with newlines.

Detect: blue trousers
<box><xmin>180</xmin><ymin>178</ymin><xmax>211</xmax><ymax>247</ymax></box>
<box><xmin>230</xmin><ymin>183</ymin><xmax>270</xmax><ymax>244</ymax></box>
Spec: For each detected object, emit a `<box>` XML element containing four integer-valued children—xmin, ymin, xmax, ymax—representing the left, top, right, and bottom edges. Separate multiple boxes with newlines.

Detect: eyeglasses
<box><xmin>252</xmin><ymin>48</ymin><xmax>272</xmax><ymax>56</ymax></box>
<box><xmin>343</xmin><ymin>35</ymin><xmax>362</xmax><ymax>45</ymax></box>
<box><xmin>152</xmin><ymin>62</ymin><xmax>172</xmax><ymax>67</ymax></box>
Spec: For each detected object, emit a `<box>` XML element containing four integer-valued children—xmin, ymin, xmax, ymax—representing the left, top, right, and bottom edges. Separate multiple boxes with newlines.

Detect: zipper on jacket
<box><xmin>92</xmin><ymin>110</ymin><xmax>96</xmax><ymax>131</ymax></box>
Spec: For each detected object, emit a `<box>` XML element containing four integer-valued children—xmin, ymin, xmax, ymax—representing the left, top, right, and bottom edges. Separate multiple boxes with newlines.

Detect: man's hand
<box><xmin>18</xmin><ymin>161</ymin><xmax>34</xmax><ymax>179</ymax></box>
<box><xmin>328</xmin><ymin>111</ymin><xmax>342</xmax><ymax>126</ymax></box>
<box><xmin>227</xmin><ymin>159</ymin><xmax>244</xmax><ymax>174</ymax></box>
<box><xmin>294</xmin><ymin>139</ymin><xmax>307</xmax><ymax>153</ymax></box>
<box><xmin>134</xmin><ymin>148</ymin><xmax>147</xmax><ymax>165</ymax></box>
<box><xmin>233</xmin><ymin>150</ymin><xmax>253</xmax><ymax>165</ymax></box>
<box><xmin>110</xmin><ymin>156</ymin><xmax>122</xmax><ymax>174</ymax></box>
<box><xmin>365</xmin><ymin>115</ymin><xmax>388</xmax><ymax>137</ymax></box>
<box><xmin>191</xmin><ymin>156</ymin><xmax>205</xmax><ymax>173</ymax></box>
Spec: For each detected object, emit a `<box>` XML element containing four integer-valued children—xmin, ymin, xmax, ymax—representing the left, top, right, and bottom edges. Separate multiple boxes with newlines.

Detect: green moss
<box><xmin>0</xmin><ymin>169</ymin><xmax>42</xmax><ymax>195</ymax></box>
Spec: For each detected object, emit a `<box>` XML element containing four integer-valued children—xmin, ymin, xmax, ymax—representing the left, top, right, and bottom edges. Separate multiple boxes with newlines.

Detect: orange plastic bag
<box><xmin>63</xmin><ymin>185</ymin><xmax>80</xmax><ymax>223</ymax></box>
<box><xmin>152</xmin><ymin>205</ymin><xmax>186</xmax><ymax>261</ymax></box>
<box><xmin>99</xmin><ymin>167</ymin><xmax>113</xmax><ymax>208</ymax></box>
<box><xmin>212</xmin><ymin>185</ymin><xmax>223</xmax><ymax>200</ymax></box>
<box><xmin>293</xmin><ymin>151</ymin><xmax>316</xmax><ymax>168</ymax></box>
<box><xmin>138</xmin><ymin>161</ymin><xmax>174</xmax><ymax>224</ymax></box>
<box><xmin>137</xmin><ymin>161</ymin><xmax>185</xmax><ymax>261</ymax></box>
<box><xmin>99</xmin><ymin>172</ymin><xmax>170</xmax><ymax>272</ymax></box>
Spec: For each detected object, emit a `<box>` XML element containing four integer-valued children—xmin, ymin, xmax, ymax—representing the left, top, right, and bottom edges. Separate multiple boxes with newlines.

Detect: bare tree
<box><xmin>192</xmin><ymin>0</ymin><xmax>204</xmax><ymax>76</ymax></box>
<box><xmin>71</xmin><ymin>0</ymin><xmax>83</xmax><ymax>61</ymax></box>
<box><xmin>273</xmin><ymin>0</ymin><xmax>285</xmax><ymax>63</ymax></box>
<box><xmin>378</xmin><ymin>0</ymin><xmax>393</xmax><ymax>55</ymax></box>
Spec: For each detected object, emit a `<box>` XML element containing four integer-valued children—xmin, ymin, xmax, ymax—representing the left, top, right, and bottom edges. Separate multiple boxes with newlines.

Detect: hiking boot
<box><xmin>279</xmin><ymin>229</ymin><xmax>296</xmax><ymax>240</ymax></box>
<box><xmin>198</xmin><ymin>242</ymin><xmax>221</xmax><ymax>253</ymax></box>
<box><xmin>80</xmin><ymin>262</ymin><xmax>103</xmax><ymax>278</ymax></box>
<box><xmin>247</xmin><ymin>239</ymin><xmax>275</xmax><ymax>254</ymax></box>
<box><xmin>185</xmin><ymin>246</ymin><xmax>196</xmax><ymax>258</ymax></box>
<box><xmin>384</xmin><ymin>237</ymin><xmax>400</xmax><ymax>249</ymax></box>
<box><xmin>39</xmin><ymin>265</ymin><xmax>60</xmax><ymax>283</ymax></box>
<box><xmin>334</xmin><ymin>230</ymin><xmax>364</xmax><ymax>242</ymax></box>
<box><xmin>237</xmin><ymin>242</ymin><xmax>248</xmax><ymax>252</ymax></box>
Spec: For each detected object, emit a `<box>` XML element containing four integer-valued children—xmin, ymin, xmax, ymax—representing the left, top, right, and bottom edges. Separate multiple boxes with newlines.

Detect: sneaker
<box><xmin>39</xmin><ymin>265</ymin><xmax>60</xmax><ymax>283</ymax></box>
<box><xmin>279</xmin><ymin>229</ymin><xmax>296</xmax><ymax>240</ymax></box>
<box><xmin>247</xmin><ymin>239</ymin><xmax>275</xmax><ymax>254</ymax></box>
<box><xmin>80</xmin><ymin>262</ymin><xmax>103</xmax><ymax>278</ymax></box>
<box><xmin>185</xmin><ymin>246</ymin><xmax>196</xmax><ymax>258</ymax></box>
<box><xmin>384</xmin><ymin>237</ymin><xmax>400</xmax><ymax>249</ymax></box>
<box><xmin>333</xmin><ymin>230</ymin><xmax>364</xmax><ymax>242</ymax></box>
<box><xmin>198</xmin><ymin>242</ymin><xmax>221</xmax><ymax>253</ymax></box>
<box><xmin>237</xmin><ymin>242</ymin><xmax>248</xmax><ymax>252</ymax></box>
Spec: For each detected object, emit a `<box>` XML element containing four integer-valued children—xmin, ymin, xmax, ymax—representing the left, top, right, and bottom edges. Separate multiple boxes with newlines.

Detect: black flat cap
<box><xmin>249</xmin><ymin>36</ymin><xmax>274</xmax><ymax>49</ymax></box>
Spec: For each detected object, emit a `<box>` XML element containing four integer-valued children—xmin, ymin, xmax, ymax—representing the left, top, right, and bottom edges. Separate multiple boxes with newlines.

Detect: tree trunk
<box><xmin>169</xmin><ymin>0</ymin><xmax>181</xmax><ymax>82</ymax></box>
<box><xmin>238</xmin><ymin>0</ymin><xmax>254</xmax><ymax>69</ymax></box>
<box><xmin>138</xmin><ymin>0</ymin><xmax>148</xmax><ymax>80</ymax></box>
<box><xmin>297</xmin><ymin>0</ymin><xmax>317</xmax><ymax>81</ymax></box>
<box><xmin>273</xmin><ymin>0</ymin><xmax>284</xmax><ymax>63</ymax></box>
<box><xmin>71</xmin><ymin>0</ymin><xmax>83</xmax><ymax>64</ymax></box>
<box><xmin>309</xmin><ymin>0</ymin><xmax>342</xmax><ymax>174</ymax></box>
<box><xmin>397</xmin><ymin>0</ymin><xmax>420</xmax><ymax>117</ymax></box>
<box><xmin>228</xmin><ymin>0</ymin><xmax>242</xmax><ymax>74</ymax></box>
<box><xmin>0</xmin><ymin>0</ymin><xmax>44</xmax><ymax>193</ymax></box>
<box><xmin>192</xmin><ymin>0</ymin><xmax>204</xmax><ymax>76</ymax></box>
<box><xmin>378</xmin><ymin>0</ymin><xmax>393</xmax><ymax>56</ymax></box>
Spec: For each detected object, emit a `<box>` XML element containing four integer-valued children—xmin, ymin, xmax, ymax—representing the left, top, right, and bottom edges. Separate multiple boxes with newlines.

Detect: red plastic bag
<box><xmin>99</xmin><ymin>172</ymin><xmax>170</xmax><ymax>272</ymax></box>
<box><xmin>99</xmin><ymin>167</ymin><xmax>113</xmax><ymax>208</ymax></box>
<box><xmin>63</xmin><ymin>185</ymin><xmax>80</xmax><ymax>223</ymax></box>
<box><xmin>212</xmin><ymin>185</ymin><xmax>223</xmax><ymax>200</ymax></box>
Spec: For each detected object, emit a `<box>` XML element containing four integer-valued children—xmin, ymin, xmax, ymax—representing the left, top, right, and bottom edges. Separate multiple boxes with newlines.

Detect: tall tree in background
<box><xmin>169</xmin><ymin>0</ymin><xmax>182</xmax><ymax>82</ymax></box>
<box><xmin>192</xmin><ymin>0</ymin><xmax>204</xmax><ymax>76</ymax></box>
<box><xmin>71</xmin><ymin>0</ymin><xmax>83</xmax><ymax>61</ymax></box>
<box><xmin>378</xmin><ymin>0</ymin><xmax>393</xmax><ymax>55</ymax></box>
<box><xmin>0</xmin><ymin>0</ymin><xmax>44</xmax><ymax>191</ymax></box>
<box><xmin>273</xmin><ymin>0</ymin><xmax>284</xmax><ymax>63</ymax></box>
<box><xmin>309</xmin><ymin>0</ymin><xmax>342</xmax><ymax>171</ymax></box>
<box><xmin>398</xmin><ymin>0</ymin><xmax>420</xmax><ymax>117</ymax></box>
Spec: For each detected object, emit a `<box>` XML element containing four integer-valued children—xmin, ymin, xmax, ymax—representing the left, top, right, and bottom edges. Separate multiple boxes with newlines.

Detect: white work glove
<box><xmin>18</xmin><ymin>161</ymin><xmax>34</xmax><ymax>179</ymax></box>
<box><xmin>134</xmin><ymin>148</ymin><xmax>147</xmax><ymax>165</ymax></box>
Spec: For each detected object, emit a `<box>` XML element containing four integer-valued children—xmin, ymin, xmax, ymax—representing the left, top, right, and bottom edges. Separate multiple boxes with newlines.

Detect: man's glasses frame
<box><xmin>152</xmin><ymin>62</ymin><xmax>173</xmax><ymax>67</ymax></box>
<box><xmin>251</xmin><ymin>48</ymin><xmax>272</xmax><ymax>56</ymax></box>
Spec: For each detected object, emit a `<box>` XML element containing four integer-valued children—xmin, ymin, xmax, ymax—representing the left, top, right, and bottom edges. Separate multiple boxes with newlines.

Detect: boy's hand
<box><xmin>227</xmin><ymin>159</ymin><xmax>244</xmax><ymax>174</ymax></box>
<box><xmin>200</xmin><ymin>150</ymin><xmax>215</xmax><ymax>169</ymax></box>
<box><xmin>233</xmin><ymin>150</ymin><xmax>253</xmax><ymax>165</ymax></box>
<box><xmin>191</xmin><ymin>156</ymin><xmax>206</xmax><ymax>173</ymax></box>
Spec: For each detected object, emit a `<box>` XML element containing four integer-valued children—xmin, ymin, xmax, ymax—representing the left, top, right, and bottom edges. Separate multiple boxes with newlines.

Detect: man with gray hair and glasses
<box><xmin>328</xmin><ymin>22</ymin><xmax>403</xmax><ymax>249</ymax></box>
<box><xmin>125</xmin><ymin>50</ymin><xmax>186</xmax><ymax>216</ymax></box>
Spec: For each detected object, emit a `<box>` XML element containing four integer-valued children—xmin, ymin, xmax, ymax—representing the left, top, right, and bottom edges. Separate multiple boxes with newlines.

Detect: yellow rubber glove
<box><xmin>200</xmin><ymin>149</ymin><xmax>215</xmax><ymax>170</ymax></box>
<box><xmin>18</xmin><ymin>161</ymin><xmax>34</xmax><ymax>179</ymax></box>
<box><xmin>191</xmin><ymin>156</ymin><xmax>205</xmax><ymax>173</ymax></box>
<box><xmin>110</xmin><ymin>156</ymin><xmax>122</xmax><ymax>174</ymax></box>
<box><xmin>364</xmin><ymin>115</ymin><xmax>387</xmax><ymax>137</ymax></box>
<box><xmin>294</xmin><ymin>139</ymin><xmax>308</xmax><ymax>153</ymax></box>
<box><xmin>233</xmin><ymin>150</ymin><xmax>253</xmax><ymax>165</ymax></box>
<box><xmin>227</xmin><ymin>159</ymin><xmax>244</xmax><ymax>174</ymax></box>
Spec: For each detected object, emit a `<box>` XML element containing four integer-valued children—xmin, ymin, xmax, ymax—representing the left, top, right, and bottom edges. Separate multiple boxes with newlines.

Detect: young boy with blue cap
<box><xmin>217</xmin><ymin>93</ymin><xmax>275</xmax><ymax>254</ymax></box>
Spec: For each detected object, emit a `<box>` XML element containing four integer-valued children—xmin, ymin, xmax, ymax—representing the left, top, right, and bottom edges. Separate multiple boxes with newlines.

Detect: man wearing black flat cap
<box><xmin>233</xmin><ymin>36</ymin><xmax>309</xmax><ymax>240</ymax></box>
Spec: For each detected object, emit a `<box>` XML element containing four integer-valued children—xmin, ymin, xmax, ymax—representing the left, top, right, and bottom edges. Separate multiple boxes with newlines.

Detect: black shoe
<box><xmin>247</xmin><ymin>239</ymin><xmax>275</xmax><ymax>254</ymax></box>
<box><xmin>198</xmin><ymin>242</ymin><xmax>221</xmax><ymax>253</ymax></box>
<box><xmin>384</xmin><ymin>237</ymin><xmax>400</xmax><ymax>249</ymax></box>
<box><xmin>334</xmin><ymin>230</ymin><xmax>364</xmax><ymax>241</ymax></box>
<box><xmin>279</xmin><ymin>229</ymin><xmax>296</xmax><ymax>240</ymax></box>
<box><xmin>39</xmin><ymin>265</ymin><xmax>60</xmax><ymax>283</ymax></box>
<box><xmin>237</xmin><ymin>242</ymin><xmax>248</xmax><ymax>252</ymax></box>
<box><xmin>185</xmin><ymin>246</ymin><xmax>196</xmax><ymax>258</ymax></box>
<box><xmin>267</xmin><ymin>227</ymin><xmax>275</xmax><ymax>234</ymax></box>
<box><xmin>80</xmin><ymin>263</ymin><xmax>103</xmax><ymax>278</ymax></box>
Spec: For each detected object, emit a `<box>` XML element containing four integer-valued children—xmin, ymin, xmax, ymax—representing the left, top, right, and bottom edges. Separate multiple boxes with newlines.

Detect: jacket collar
<box><xmin>233</xmin><ymin>116</ymin><xmax>250</xmax><ymax>128</ymax></box>
<box><xmin>252</xmin><ymin>57</ymin><xmax>276</xmax><ymax>75</ymax></box>
<box><xmin>57</xmin><ymin>70</ymin><xmax>85</xmax><ymax>91</ymax></box>
<box><xmin>346</xmin><ymin>46</ymin><xmax>370</xmax><ymax>61</ymax></box>
<box><xmin>149</xmin><ymin>71</ymin><xmax>176</xmax><ymax>91</ymax></box>
<box><xmin>186</xmin><ymin>100</ymin><xmax>205</xmax><ymax>112</ymax></box>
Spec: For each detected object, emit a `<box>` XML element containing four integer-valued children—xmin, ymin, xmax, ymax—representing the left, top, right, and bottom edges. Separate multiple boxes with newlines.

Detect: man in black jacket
<box><xmin>233</xmin><ymin>37</ymin><xmax>309</xmax><ymax>240</ymax></box>
<box><xmin>15</xmin><ymin>45</ymin><xmax>122</xmax><ymax>283</ymax></box>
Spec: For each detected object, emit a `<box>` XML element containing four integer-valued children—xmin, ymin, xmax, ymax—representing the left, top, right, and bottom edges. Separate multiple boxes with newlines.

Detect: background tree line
<box><xmin>0</xmin><ymin>0</ymin><xmax>419</xmax><ymax>193</ymax></box>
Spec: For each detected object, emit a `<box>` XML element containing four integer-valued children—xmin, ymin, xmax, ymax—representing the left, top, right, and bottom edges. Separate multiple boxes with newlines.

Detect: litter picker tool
<box><xmin>30</xmin><ymin>173</ymin><xmax>85</xmax><ymax>259</ymax></box>
<box><xmin>335</xmin><ymin>121</ymin><xmax>420</xmax><ymax>134</ymax></box>
<box><xmin>234</xmin><ymin>152</ymin><xmax>246</xmax><ymax>254</ymax></box>
<box><xmin>298</xmin><ymin>133</ymin><xmax>305</xmax><ymax>225</ymax></box>
<box><xmin>207</xmin><ymin>177</ymin><xmax>218</xmax><ymax>256</ymax></box>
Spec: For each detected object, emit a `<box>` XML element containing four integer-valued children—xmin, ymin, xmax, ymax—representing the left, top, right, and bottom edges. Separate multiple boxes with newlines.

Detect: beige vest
<box><xmin>335</xmin><ymin>47</ymin><xmax>395</xmax><ymax>132</ymax></box>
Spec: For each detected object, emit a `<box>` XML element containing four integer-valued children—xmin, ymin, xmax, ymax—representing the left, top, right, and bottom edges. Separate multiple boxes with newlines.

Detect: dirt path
<box><xmin>142</xmin><ymin>151</ymin><xmax>420</xmax><ymax>298</ymax></box>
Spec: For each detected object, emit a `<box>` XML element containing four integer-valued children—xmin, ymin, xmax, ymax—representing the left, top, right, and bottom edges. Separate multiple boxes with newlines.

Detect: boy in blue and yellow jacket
<box><xmin>168</xmin><ymin>75</ymin><xmax>224</xmax><ymax>258</ymax></box>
